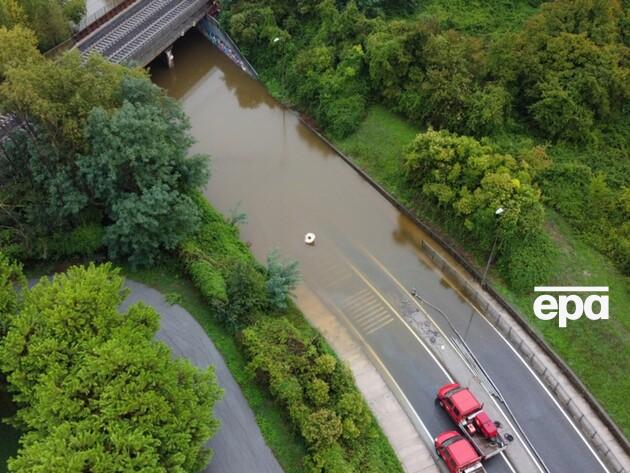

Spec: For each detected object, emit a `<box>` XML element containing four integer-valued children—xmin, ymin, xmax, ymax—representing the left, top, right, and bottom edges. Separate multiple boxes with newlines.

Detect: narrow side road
<box><xmin>120</xmin><ymin>279</ymin><xmax>284</xmax><ymax>473</ymax></box>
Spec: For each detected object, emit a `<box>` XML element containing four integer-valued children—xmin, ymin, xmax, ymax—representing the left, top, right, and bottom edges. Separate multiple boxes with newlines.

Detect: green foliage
<box><xmin>0</xmin><ymin>0</ymin><xmax>83</xmax><ymax>50</ymax></box>
<box><xmin>242</xmin><ymin>317</ymin><xmax>378</xmax><ymax>473</ymax></box>
<box><xmin>1</xmin><ymin>51</ymin><xmax>143</xmax><ymax>148</ymax></box>
<box><xmin>0</xmin><ymin>253</ymin><xmax>25</xmax><ymax>336</ymax></box>
<box><xmin>498</xmin><ymin>233</ymin><xmax>558</xmax><ymax>292</ymax></box>
<box><xmin>179</xmin><ymin>194</ymin><xmax>267</xmax><ymax>331</ymax></box>
<box><xmin>218</xmin><ymin>258</ymin><xmax>268</xmax><ymax>331</ymax></box>
<box><xmin>508</xmin><ymin>0</ymin><xmax>629</xmax><ymax>141</ymax></box>
<box><xmin>404</xmin><ymin>129</ymin><xmax>545</xmax><ymax>250</ymax></box>
<box><xmin>104</xmin><ymin>185</ymin><xmax>201</xmax><ymax>267</ymax></box>
<box><xmin>0</xmin><ymin>25</ymin><xmax>41</xmax><ymax>80</ymax></box>
<box><xmin>32</xmin><ymin>222</ymin><xmax>105</xmax><ymax>261</ymax></box>
<box><xmin>0</xmin><ymin>62</ymin><xmax>207</xmax><ymax>267</ymax></box>
<box><xmin>0</xmin><ymin>264</ymin><xmax>221</xmax><ymax>472</ymax></box>
<box><xmin>266</xmin><ymin>248</ymin><xmax>300</xmax><ymax>311</ymax></box>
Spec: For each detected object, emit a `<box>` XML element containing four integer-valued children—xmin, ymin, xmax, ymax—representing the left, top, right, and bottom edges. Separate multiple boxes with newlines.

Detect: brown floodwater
<box><xmin>149</xmin><ymin>29</ymin><xmax>607</xmax><ymax>473</ymax></box>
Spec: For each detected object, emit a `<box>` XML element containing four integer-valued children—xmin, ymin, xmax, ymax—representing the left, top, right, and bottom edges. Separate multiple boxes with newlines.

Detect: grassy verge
<box><xmin>337</xmin><ymin>105</ymin><xmax>630</xmax><ymax>438</ymax></box>
<box><xmin>125</xmin><ymin>259</ymin><xmax>402</xmax><ymax>473</ymax></box>
<box><xmin>124</xmin><ymin>260</ymin><xmax>307</xmax><ymax>473</ymax></box>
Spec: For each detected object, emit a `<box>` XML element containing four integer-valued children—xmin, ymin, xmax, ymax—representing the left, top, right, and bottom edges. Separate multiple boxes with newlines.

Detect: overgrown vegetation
<box><xmin>0</xmin><ymin>261</ymin><xmax>222</xmax><ymax>471</ymax></box>
<box><xmin>0</xmin><ymin>31</ymin><xmax>208</xmax><ymax>267</ymax></box>
<box><xmin>0</xmin><ymin>0</ymin><xmax>86</xmax><ymax>50</ymax></box>
<box><xmin>337</xmin><ymin>106</ymin><xmax>630</xmax><ymax>437</ymax></box>
<box><xmin>176</xmin><ymin>194</ymin><xmax>402</xmax><ymax>472</ymax></box>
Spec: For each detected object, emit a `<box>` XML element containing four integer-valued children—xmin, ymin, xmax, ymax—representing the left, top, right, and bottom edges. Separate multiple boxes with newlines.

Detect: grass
<box><xmin>0</xmin><ymin>387</ymin><xmax>19</xmax><ymax>473</ymax></box>
<box><xmin>337</xmin><ymin>105</ymin><xmax>630</xmax><ymax>438</ymax></box>
<box><xmin>124</xmin><ymin>259</ymin><xmax>402</xmax><ymax>473</ymax></box>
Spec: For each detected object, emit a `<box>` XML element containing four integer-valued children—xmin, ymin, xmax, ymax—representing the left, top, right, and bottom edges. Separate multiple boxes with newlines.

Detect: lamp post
<box><xmin>481</xmin><ymin>207</ymin><xmax>504</xmax><ymax>288</ymax></box>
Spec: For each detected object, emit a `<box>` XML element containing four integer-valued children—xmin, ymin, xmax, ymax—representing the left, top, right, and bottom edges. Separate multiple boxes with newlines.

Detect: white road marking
<box><xmin>358</xmin><ymin>246</ymin><xmax>547</xmax><ymax>473</ymax></box>
<box><xmin>370</xmin><ymin>243</ymin><xmax>611</xmax><ymax>473</ymax></box>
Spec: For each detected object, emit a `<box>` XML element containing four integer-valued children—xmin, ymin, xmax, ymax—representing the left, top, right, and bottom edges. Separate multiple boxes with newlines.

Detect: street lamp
<box><xmin>481</xmin><ymin>207</ymin><xmax>504</xmax><ymax>287</ymax></box>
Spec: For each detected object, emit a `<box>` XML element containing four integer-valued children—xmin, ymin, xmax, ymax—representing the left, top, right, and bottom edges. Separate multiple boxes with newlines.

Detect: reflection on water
<box><xmin>151</xmin><ymin>29</ymin><xmax>440</xmax><ymax>286</ymax></box>
<box><xmin>149</xmin><ymin>30</ymin><xmax>604</xmax><ymax>473</ymax></box>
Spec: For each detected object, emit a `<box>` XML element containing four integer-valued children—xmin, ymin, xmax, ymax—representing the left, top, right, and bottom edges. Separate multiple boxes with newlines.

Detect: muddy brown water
<box><xmin>150</xmin><ymin>29</ymin><xmax>608</xmax><ymax>473</ymax></box>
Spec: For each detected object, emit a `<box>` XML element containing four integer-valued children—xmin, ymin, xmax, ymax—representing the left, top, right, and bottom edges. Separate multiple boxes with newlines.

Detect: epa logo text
<box><xmin>533</xmin><ymin>287</ymin><xmax>609</xmax><ymax>328</ymax></box>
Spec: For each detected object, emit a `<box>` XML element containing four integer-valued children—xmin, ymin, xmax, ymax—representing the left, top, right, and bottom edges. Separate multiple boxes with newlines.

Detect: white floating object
<box><xmin>304</xmin><ymin>233</ymin><xmax>316</xmax><ymax>245</ymax></box>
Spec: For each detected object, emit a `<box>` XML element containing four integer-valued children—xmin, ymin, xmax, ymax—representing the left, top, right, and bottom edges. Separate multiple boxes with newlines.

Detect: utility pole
<box><xmin>481</xmin><ymin>207</ymin><xmax>504</xmax><ymax>287</ymax></box>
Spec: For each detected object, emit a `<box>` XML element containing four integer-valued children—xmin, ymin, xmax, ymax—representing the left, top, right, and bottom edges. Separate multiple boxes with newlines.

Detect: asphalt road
<box><xmin>151</xmin><ymin>34</ymin><xmax>611</xmax><ymax>473</ymax></box>
<box><xmin>121</xmin><ymin>280</ymin><xmax>283</xmax><ymax>473</ymax></box>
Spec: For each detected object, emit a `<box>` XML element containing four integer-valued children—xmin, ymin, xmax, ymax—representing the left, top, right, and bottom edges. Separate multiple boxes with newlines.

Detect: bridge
<box><xmin>0</xmin><ymin>0</ymin><xmax>217</xmax><ymax>140</ymax></box>
<box><xmin>76</xmin><ymin>0</ymin><xmax>214</xmax><ymax>66</ymax></box>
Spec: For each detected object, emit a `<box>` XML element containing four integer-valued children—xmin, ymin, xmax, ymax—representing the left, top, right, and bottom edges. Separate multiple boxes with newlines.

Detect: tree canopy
<box><xmin>0</xmin><ymin>0</ymin><xmax>86</xmax><ymax>50</ymax></box>
<box><xmin>0</xmin><ymin>262</ymin><xmax>222</xmax><ymax>472</ymax></box>
<box><xmin>0</xmin><ymin>49</ymin><xmax>209</xmax><ymax>266</ymax></box>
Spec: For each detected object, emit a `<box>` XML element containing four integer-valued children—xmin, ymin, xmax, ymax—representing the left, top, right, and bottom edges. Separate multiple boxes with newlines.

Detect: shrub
<box><xmin>242</xmin><ymin>317</ymin><xmax>377</xmax><ymax>472</ymax></box>
<box><xmin>217</xmin><ymin>258</ymin><xmax>268</xmax><ymax>331</ymax></box>
<box><xmin>266</xmin><ymin>248</ymin><xmax>300</xmax><ymax>311</ymax></box>
<box><xmin>0</xmin><ymin>252</ymin><xmax>25</xmax><ymax>336</ymax></box>
<box><xmin>187</xmin><ymin>259</ymin><xmax>228</xmax><ymax>303</ymax></box>
<box><xmin>404</xmin><ymin>129</ymin><xmax>545</xmax><ymax>250</ymax></box>
<box><xmin>34</xmin><ymin>223</ymin><xmax>105</xmax><ymax>260</ymax></box>
<box><xmin>499</xmin><ymin>233</ymin><xmax>558</xmax><ymax>293</ymax></box>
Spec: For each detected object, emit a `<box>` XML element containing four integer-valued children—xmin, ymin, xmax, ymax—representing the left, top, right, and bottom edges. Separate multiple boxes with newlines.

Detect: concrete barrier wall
<box><xmin>198</xmin><ymin>16</ymin><xmax>258</xmax><ymax>78</ymax></box>
<box><xmin>421</xmin><ymin>240</ymin><xmax>627</xmax><ymax>473</ymax></box>
<box><xmin>290</xmin><ymin>112</ymin><xmax>628</xmax><ymax>472</ymax></box>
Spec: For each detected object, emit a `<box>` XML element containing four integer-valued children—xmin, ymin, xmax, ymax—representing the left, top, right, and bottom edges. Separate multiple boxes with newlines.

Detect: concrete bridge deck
<box><xmin>0</xmin><ymin>0</ymin><xmax>213</xmax><ymax>140</ymax></box>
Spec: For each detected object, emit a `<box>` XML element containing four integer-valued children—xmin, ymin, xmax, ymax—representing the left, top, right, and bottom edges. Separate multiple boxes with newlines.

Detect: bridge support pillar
<box><xmin>165</xmin><ymin>47</ymin><xmax>175</xmax><ymax>69</ymax></box>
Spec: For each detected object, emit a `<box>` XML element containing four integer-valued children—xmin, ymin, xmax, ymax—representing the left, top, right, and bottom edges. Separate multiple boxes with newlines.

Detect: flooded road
<box><xmin>151</xmin><ymin>30</ymin><xmax>608</xmax><ymax>473</ymax></box>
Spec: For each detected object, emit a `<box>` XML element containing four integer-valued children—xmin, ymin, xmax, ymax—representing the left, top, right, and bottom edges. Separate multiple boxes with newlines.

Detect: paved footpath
<box><xmin>295</xmin><ymin>285</ymin><xmax>440</xmax><ymax>473</ymax></box>
<box><xmin>121</xmin><ymin>280</ymin><xmax>283</xmax><ymax>473</ymax></box>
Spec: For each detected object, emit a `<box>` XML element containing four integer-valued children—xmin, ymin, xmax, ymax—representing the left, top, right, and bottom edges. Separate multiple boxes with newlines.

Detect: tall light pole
<box><xmin>481</xmin><ymin>207</ymin><xmax>504</xmax><ymax>287</ymax></box>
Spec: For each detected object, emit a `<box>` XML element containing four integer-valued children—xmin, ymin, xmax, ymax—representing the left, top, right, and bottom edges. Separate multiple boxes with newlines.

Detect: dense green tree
<box><xmin>0</xmin><ymin>25</ymin><xmax>41</xmax><ymax>80</ymax></box>
<box><xmin>78</xmin><ymin>78</ymin><xmax>209</xmax><ymax>265</ymax></box>
<box><xmin>0</xmin><ymin>264</ymin><xmax>222</xmax><ymax>472</ymax></box>
<box><xmin>0</xmin><ymin>54</ymin><xmax>208</xmax><ymax>265</ymax></box>
<box><xmin>404</xmin><ymin>129</ymin><xmax>545</xmax><ymax>248</ymax></box>
<box><xmin>508</xmin><ymin>0</ymin><xmax>629</xmax><ymax>141</ymax></box>
<box><xmin>0</xmin><ymin>0</ymin><xmax>85</xmax><ymax>50</ymax></box>
<box><xmin>1</xmin><ymin>50</ymin><xmax>143</xmax><ymax>149</ymax></box>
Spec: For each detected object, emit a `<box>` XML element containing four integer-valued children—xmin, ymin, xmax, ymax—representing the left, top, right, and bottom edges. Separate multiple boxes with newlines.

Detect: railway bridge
<box><xmin>0</xmin><ymin>0</ymin><xmax>217</xmax><ymax>140</ymax></box>
<box><xmin>76</xmin><ymin>0</ymin><xmax>215</xmax><ymax>66</ymax></box>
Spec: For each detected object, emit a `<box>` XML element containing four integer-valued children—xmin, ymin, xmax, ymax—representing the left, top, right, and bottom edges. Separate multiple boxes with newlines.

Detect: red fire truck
<box><xmin>437</xmin><ymin>383</ymin><xmax>508</xmax><ymax>460</ymax></box>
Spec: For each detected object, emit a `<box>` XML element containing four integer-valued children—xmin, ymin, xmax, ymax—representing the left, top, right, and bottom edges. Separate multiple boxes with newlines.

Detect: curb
<box><xmin>293</xmin><ymin>113</ymin><xmax>630</xmax><ymax>471</ymax></box>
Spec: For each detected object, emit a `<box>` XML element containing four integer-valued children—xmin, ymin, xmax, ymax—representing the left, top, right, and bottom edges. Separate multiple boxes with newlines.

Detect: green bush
<box><xmin>35</xmin><ymin>223</ymin><xmax>105</xmax><ymax>260</ymax></box>
<box><xmin>187</xmin><ymin>259</ymin><xmax>228</xmax><ymax>303</ymax></box>
<box><xmin>242</xmin><ymin>317</ymin><xmax>377</xmax><ymax>472</ymax></box>
<box><xmin>499</xmin><ymin>233</ymin><xmax>558</xmax><ymax>293</ymax></box>
<box><xmin>266</xmin><ymin>248</ymin><xmax>300</xmax><ymax>311</ymax></box>
<box><xmin>0</xmin><ymin>264</ymin><xmax>222</xmax><ymax>472</ymax></box>
<box><xmin>0</xmin><ymin>252</ymin><xmax>25</xmax><ymax>337</ymax></box>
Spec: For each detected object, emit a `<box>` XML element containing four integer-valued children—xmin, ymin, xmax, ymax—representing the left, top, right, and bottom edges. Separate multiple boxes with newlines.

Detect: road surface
<box><xmin>151</xmin><ymin>30</ymin><xmax>610</xmax><ymax>473</ymax></box>
<box><xmin>121</xmin><ymin>280</ymin><xmax>283</xmax><ymax>473</ymax></box>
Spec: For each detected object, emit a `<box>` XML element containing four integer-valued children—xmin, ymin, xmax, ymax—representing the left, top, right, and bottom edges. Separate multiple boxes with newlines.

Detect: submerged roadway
<box><xmin>151</xmin><ymin>30</ymin><xmax>610</xmax><ymax>473</ymax></box>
